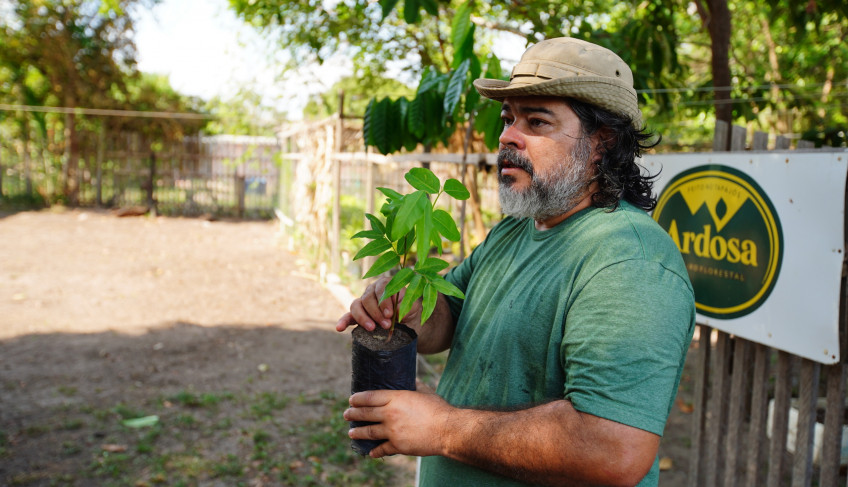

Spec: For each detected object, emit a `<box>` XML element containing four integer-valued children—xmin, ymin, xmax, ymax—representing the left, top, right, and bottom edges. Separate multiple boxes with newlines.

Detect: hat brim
<box><xmin>473</xmin><ymin>76</ymin><xmax>642</xmax><ymax>128</ymax></box>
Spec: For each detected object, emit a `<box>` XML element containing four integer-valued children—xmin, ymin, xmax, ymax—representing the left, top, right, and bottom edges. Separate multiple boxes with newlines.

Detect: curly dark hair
<box><xmin>568</xmin><ymin>98</ymin><xmax>660</xmax><ymax>211</ymax></box>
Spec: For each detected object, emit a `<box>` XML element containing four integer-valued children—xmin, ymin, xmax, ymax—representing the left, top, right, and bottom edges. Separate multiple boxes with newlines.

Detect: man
<box><xmin>336</xmin><ymin>37</ymin><xmax>695</xmax><ymax>487</ymax></box>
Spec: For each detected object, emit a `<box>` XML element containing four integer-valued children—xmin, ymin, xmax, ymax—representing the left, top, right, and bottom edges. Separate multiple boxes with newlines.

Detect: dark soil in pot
<box><xmin>350</xmin><ymin>323</ymin><xmax>418</xmax><ymax>456</ymax></box>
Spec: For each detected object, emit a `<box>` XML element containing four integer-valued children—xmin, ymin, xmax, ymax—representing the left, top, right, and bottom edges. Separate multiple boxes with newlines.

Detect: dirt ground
<box><xmin>0</xmin><ymin>208</ymin><xmax>695</xmax><ymax>486</ymax></box>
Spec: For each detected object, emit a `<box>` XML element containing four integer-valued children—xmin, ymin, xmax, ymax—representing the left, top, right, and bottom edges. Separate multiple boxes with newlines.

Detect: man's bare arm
<box><xmin>346</xmin><ymin>390</ymin><xmax>658</xmax><ymax>487</ymax></box>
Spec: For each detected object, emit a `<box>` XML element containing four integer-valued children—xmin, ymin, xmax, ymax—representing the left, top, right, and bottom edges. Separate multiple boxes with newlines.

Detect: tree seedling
<box><xmin>352</xmin><ymin>167</ymin><xmax>470</xmax><ymax>340</ymax></box>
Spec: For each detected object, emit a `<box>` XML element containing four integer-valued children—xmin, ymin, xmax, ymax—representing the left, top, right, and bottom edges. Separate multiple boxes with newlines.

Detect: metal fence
<box><xmin>0</xmin><ymin>132</ymin><xmax>283</xmax><ymax>219</ymax></box>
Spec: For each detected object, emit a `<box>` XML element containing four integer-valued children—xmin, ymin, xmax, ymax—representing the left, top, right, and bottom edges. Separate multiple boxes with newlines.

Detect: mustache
<box><xmin>497</xmin><ymin>148</ymin><xmax>534</xmax><ymax>177</ymax></box>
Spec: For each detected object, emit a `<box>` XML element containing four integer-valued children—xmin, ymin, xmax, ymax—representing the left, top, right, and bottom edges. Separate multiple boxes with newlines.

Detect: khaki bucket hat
<box><xmin>473</xmin><ymin>37</ymin><xmax>642</xmax><ymax>127</ymax></box>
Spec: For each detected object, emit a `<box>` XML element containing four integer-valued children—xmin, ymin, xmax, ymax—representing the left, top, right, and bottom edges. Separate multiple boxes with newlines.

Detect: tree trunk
<box><xmin>696</xmin><ymin>0</ymin><xmax>733</xmax><ymax>149</ymax></box>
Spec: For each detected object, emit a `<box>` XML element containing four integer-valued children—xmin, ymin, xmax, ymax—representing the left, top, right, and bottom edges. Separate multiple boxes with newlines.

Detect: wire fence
<box><xmin>0</xmin><ymin>132</ymin><xmax>283</xmax><ymax>219</ymax></box>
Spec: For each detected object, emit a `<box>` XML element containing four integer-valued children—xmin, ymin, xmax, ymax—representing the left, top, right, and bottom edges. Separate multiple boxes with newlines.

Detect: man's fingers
<box><xmin>349</xmin><ymin>390</ymin><xmax>391</xmax><ymax>408</ymax></box>
<box><xmin>369</xmin><ymin>442</ymin><xmax>397</xmax><ymax>458</ymax></box>
<box><xmin>343</xmin><ymin>406</ymin><xmax>382</xmax><ymax>423</ymax></box>
<box><xmin>361</xmin><ymin>283</ymin><xmax>393</xmax><ymax>329</ymax></box>
<box><xmin>348</xmin><ymin>423</ymin><xmax>385</xmax><ymax>442</ymax></box>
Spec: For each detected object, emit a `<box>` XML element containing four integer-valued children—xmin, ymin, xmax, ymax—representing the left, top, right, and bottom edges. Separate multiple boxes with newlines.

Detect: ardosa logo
<box><xmin>653</xmin><ymin>165</ymin><xmax>783</xmax><ymax>319</ymax></box>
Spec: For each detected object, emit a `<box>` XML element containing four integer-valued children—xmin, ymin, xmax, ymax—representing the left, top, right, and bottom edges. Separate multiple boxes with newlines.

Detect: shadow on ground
<box><xmin>0</xmin><ymin>321</ymin><xmax>416</xmax><ymax>487</ymax></box>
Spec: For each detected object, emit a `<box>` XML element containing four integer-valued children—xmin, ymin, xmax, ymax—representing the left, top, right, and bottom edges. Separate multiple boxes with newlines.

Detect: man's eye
<box><xmin>530</xmin><ymin>118</ymin><xmax>547</xmax><ymax>127</ymax></box>
<box><xmin>501</xmin><ymin>117</ymin><xmax>513</xmax><ymax>126</ymax></box>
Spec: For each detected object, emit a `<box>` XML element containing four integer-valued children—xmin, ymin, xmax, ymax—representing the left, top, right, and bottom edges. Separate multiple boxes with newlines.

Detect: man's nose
<box><xmin>499</xmin><ymin>123</ymin><xmax>525</xmax><ymax>150</ymax></box>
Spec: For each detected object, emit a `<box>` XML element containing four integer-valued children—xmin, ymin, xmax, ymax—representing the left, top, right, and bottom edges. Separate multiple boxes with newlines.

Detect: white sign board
<box><xmin>643</xmin><ymin>151</ymin><xmax>847</xmax><ymax>364</ymax></box>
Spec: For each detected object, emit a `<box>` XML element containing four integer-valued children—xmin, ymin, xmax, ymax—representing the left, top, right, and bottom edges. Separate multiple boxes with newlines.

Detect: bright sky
<box><xmin>133</xmin><ymin>0</ymin><xmax>525</xmax><ymax>119</ymax></box>
<box><xmin>133</xmin><ymin>0</ymin><xmax>350</xmax><ymax>118</ymax></box>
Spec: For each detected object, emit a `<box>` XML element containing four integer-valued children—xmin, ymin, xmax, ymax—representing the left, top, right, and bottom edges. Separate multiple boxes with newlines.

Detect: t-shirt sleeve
<box><xmin>560</xmin><ymin>259</ymin><xmax>695</xmax><ymax>435</ymax></box>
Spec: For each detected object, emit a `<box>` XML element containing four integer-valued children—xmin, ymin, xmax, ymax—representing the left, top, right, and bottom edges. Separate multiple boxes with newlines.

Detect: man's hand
<box><xmin>344</xmin><ymin>387</ymin><xmax>454</xmax><ymax>458</ymax></box>
<box><xmin>335</xmin><ymin>276</ymin><xmax>422</xmax><ymax>333</ymax></box>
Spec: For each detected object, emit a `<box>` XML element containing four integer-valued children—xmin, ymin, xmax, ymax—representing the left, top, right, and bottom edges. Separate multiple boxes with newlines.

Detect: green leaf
<box><xmin>428</xmin><ymin>276</ymin><xmax>465</xmax><ymax>299</ymax></box>
<box><xmin>405</xmin><ymin>167</ymin><xmax>440</xmax><ymax>194</ymax></box>
<box><xmin>417</xmin><ymin>66</ymin><xmax>443</xmax><ymax>95</ymax></box>
<box><xmin>444</xmin><ymin>178</ymin><xmax>470</xmax><ymax>200</ymax></box>
<box><xmin>444</xmin><ymin>59</ymin><xmax>470</xmax><ymax>117</ymax></box>
<box><xmin>363</xmin><ymin>252</ymin><xmax>400</xmax><ymax>279</ymax></box>
<box><xmin>451</xmin><ymin>1</ymin><xmax>473</xmax><ymax>52</ymax></box>
<box><xmin>396</xmin><ymin>229</ymin><xmax>415</xmax><ymax>255</ymax></box>
<box><xmin>420</xmin><ymin>0</ymin><xmax>438</xmax><ymax>16</ymax></box>
<box><xmin>421</xmin><ymin>283</ymin><xmax>438</xmax><ymax>324</ymax></box>
<box><xmin>363</xmin><ymin>98</ymin><xmax>377</xmax><ymax>148</ymax></box>
<box><xmin>377</xmin><ymin>187</ymin><xmax>403</xmax><ymax>201</ymax></box>
<box><xmin>404</xmin><ymin>0</ymin><xmax>420</xmax><ymax>23</ymax></box>
<box><xmin>392</xmin><ymin>190</ymin><xmax>428</xmax><ymax>241</ymax></box>
<box><xmin>380</xmin><ymin>268</ymin><xmax>415</xmax><ymax>303</ymax></box>
<box><xmin>353</xmin><ymin>237</ymin><xmax>392</xmax><ymax>261</ymax></box>
<box><xmin>379</xmin><ymin>0</ymin><xmax>400</xmax><ymax>19</ymax></box>
<box><xmin>433</xmin><ymin>209</ymin><xmax>461</xmax><ymax>242</ymax></box>
<box><xmin>398</xmin><ymin>274</ymin><xmax>425</xmax><ymax>322</ymax></box>
<box><xmin>365</xmin><ymin>213</ymin><xmax>386</xmax><ymax>234</ymax></box>
<box><xmin>122</xmin><ymin>415</ymin><xmax>159</xmax><ymax>428</ymax></box>
<box><xmin>415</xmin><ymin>204</ymin><xmax>434</xmax><ymax>263</ymax></box>
<box><xmin>369</xmin><ymin>97</ymin><xmax>393</xmax><ymax>154</ymax></box>
<box><xmin>408</xmin><ymin>95</ymin><xmax>425</xmax><ymax>138</ymax></box>
<box><xmin>351</xmin><ymin>229</ymin><xmax>383</xmax><ymax>239</ymax></box>
<box><xmin>415</xmin><ymin>257</ymin><xmax>450</xmax><ymax>274</ymax></box>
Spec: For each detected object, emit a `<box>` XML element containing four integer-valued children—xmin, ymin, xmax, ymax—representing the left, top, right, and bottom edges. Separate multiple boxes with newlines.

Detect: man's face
<box><xmin>497</xmin><ymin>96</ymin><xmax>597</xmax><ymax>221</ymax></box>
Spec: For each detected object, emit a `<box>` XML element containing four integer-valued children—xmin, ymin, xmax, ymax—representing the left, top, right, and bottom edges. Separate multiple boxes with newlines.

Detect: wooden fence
<box><xmin>686</xmin><ymin>121</ymin><xmax>847</xmax><ymax>487</ymax></box>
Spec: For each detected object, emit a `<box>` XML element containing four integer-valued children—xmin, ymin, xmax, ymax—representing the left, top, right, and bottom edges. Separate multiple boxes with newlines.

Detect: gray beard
<box><xmin>497</xmin><ymin>139</ymin><xmax>594</xmax><ymax>221</ymax></box>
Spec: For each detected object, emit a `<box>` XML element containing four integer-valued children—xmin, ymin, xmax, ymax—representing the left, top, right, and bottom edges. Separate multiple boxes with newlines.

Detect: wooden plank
<box><xmin>730</xmin><ymin>125</ymin><xmax>748</xmax><ymax>151</ymax></box>
<box><xmin>723</xmin><ymin>338</ymin><xmax>750</xmax><ymax>487</ymax></box>
<box><xmin>714</xmin><ymin>120</ymin><xmax>730</xmax><ymax>151</ymax></box>
<box><xmin>775</xmin><ymin>136</ymin><xmax>791</xmax><ymax>150</ymax></box>
<box><xmin>820</xmin><ymin>361</ymin><xmax>846</xmax><ymax>486</ymax></box>
<box><xmin>704</xmin><ymin>330</ymin><xmax>731</xmax><ymax>487</ymax></box>
<box><xmin>791</xmin><ymin>358</ymin><xmax>821</xmax><ymax>487</ymax></box>
<box><xmin>688</xmin><ymin>325</ymin><xmax>712</xmax><ymax>487</ymax></box>
<box><xmin>745</xmin><ymin>343</ymin><xmax>772</xmax><ymax>486</ymax></box>
<box><xmin>768</xmin><ymin>351</ymin><xmax>793</xmax><ymax>487</ymax></box>
<box><xmin>797</xmin><ymin>139</ymin><xmax>816</xmax><ymax>149</ymax></box>
<box><xmin>752</xmin><ymin>131</ymin><xmax>769</xmax><ymax>150</ymax></box>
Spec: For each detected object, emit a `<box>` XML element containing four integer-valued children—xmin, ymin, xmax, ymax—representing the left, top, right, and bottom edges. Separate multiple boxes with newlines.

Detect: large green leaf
<box><xmin>351</xmin><ymin>228</ymin><xmax>383</xmax><ymax>239</ymax></box>
<box><xmin>428</xmin><ymin>275</ymin><xmax>465</xmax><ymax>299</ymax></box>
<box><xmin>377</xmin><ymin>187</ymin><xmax>403</xmax><ymax>201</ymax></box>
<box><xmin>444</xmin><ymin>178</ymin><xmax>470</xmax><ymax>200</ymax></box>
<box><xmin>420</xmin><ymin>0</ymin><xmax>438</xmax><ymax>16</ymax></box>
<box><xmin>391</xmin><ymin>190</ymin><xmax>428</xmax><ymax>241</ymax></box>
<box><xmin>420</xmin><ymin>283</ymin><xmax>438</xmax><ymax>325</ymax></box>
<box><xmin>353</xmin><ymin>237</ymin><xmax>392</xmax><ymax>261</ymax></box>
<box><xmin>405</xmin><ymin>167</ymin><xmax>440</xmax><ymax>194</ymax></box>
<box><xmin>365</xmin><ymin>213</ymin><xmax>386</xmax><ymax>234</ymax></box>
<box><xmin>417</xmin><ymin>66</ymin><xmax>443</xmax><ymax>94</ymax></box>
<box><xmin>404</xmin><ymin>0</ymin><xmax>420</xmax><ymax>23</ymax></box>
<box><xmin>433</xmin><ymin>209</ymin><xmax>461</xmax><ymax>242</ymax></box>
<box><xmin>363</xmin><ymin>98</ymin><xmax>377</xmax><ymax>148</ymax></box>
<box><xmin>444</xmin><ymin>59</ymin><xmax>470</xmax><ymax>117</ymax></box>
<box><xmin>362</xmin><ymin>252</ymin><xmax>400</xmax><ymax>279</ymax></box>
<box><xmin>398</xmin><ymin>274</ymin><xmax>425</xmax><ymax>323</ymax></box>
<box><xmin>451</xmin><ymin>1</ymin><xmax>473</xmax><ymax>51</ymax></box>
<box><xmin>415</xmin><ymin>257</ymin><xmax>450</xmax><ymax>274</ymax></box>
<box><xmin>369</xmin><ymin>97</ymin><xmax>393</xmax><ymax>154</ymax></box>
<box><xmin>415</xmin><ymin>204</ymin><xmax>434</xmax><ymax>264</ymax></box>
<box><xmin>408</xmin><ymin>95</ymin><xmax>425</xmax><ymax>138</ymax></box>
<box><xmin>380</xmin><ymin>268</ymin><xmax>415</xmax><ymax>303</ymax></box>
<box><xmin>379</xmin><ymin>0</ymin><xmax>400</xmax><ymax>19</ymax></box>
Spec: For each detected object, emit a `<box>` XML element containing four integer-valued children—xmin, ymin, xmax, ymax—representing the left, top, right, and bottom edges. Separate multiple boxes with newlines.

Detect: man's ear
<box><xmin>591</xmin><ymin>127</ymin><xmax>614</xmax><ymax>163</ymax></box>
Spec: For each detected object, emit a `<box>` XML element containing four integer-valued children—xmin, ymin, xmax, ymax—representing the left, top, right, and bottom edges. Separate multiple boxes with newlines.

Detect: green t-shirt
<box><xmin>419</xmin><ymin>202</ymin><xmax>696</xmax><ymax>487</ymax></box>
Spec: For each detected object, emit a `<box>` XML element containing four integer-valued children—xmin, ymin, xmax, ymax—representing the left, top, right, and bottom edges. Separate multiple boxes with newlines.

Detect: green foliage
<box><xmin>353</xmin><ymin>167</ymin><xmax>469</xmax><ymax>328</ymax></box>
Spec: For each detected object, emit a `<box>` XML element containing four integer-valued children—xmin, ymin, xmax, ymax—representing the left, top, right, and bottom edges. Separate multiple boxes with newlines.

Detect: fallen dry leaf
<box><xmin>101</xmin><ymin>444</ymin><xmax>127</xmax><ymax>453</ymax></box>
<box><xmin>659</xmin><ymin>457</ymin><xmax>673</xmax><ymax>471</ymax></box>
<box><xmin>676</xmin><ymin>398</ymin><xmax>694</xmax><ymax>414</ymax></box>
